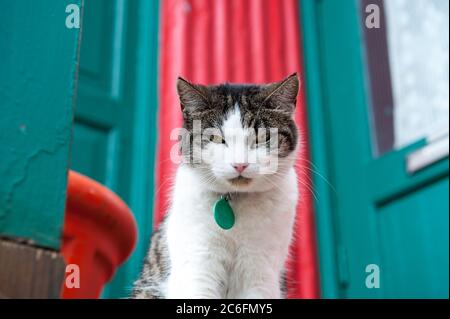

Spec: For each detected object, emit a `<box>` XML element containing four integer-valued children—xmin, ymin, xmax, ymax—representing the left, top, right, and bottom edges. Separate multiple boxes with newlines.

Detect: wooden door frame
<box><xmin>299</xmin><ymin>0</ymin><xmax>378</xmax><ymax>298</ymax></box>
<box><xmin>72</xmin><ymin>0</ymin><xmax>161</xmax><ymax>298</ymax></box>
<box><xmin>299</xmin><ymin>0</ymin><xmax>449</xmax><ymax>298</ymax></box>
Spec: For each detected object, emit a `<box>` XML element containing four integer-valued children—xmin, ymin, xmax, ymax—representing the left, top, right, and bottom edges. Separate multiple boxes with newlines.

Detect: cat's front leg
<box><xmin>166</xmin><ymin>258</ymin><xmax>227</xmax><ymax>299</ymax></box>
<box><xmin>235</xmin><ymin>274</ymin><xmax>281</xmax><ymax>299</ymax></box>
<box><xmin>230</xmin><ymin>254</ymin><xmax>282</xmax><ymax>299</ymax></box>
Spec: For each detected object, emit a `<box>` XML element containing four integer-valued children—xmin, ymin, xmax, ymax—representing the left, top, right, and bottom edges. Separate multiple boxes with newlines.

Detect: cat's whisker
<box><xmin>260</xmin><ymin>175</ymin><xmax>287</xmax><ymax>196</ymax></box>
<box><xmin>153</xmin><ymin>172</ymin><xmax>176</xmax><ymax>198</ymax></box>
<box><xmin>295</xmin><ymin>157</ymin><xmax>335</xmax><ymax>189</ymax></box>
<box><xmin>292</xmin><ymin>162</ymin><xmax>337</xmax><ymax>194</ymax></box>
<box><xmin>196</xmin><ymin>172</ymin><xmax>217</xmax><ymax>188</ymax></box>
<box><xmin>289</xmin><ymin>174</ymin><xmax>319</xmax><ymax>201</ymax></box>
<box><xmin>269</xmin><ymin>172</ymin><xmax>320</xmax><ymax>202</ymax></box>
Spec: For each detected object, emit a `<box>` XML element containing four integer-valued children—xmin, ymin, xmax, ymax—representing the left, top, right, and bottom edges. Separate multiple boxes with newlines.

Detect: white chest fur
<box><xmin>165</xmin><ymin>165</ymin><xmax>298</xmax><ymax>299</ymax></box>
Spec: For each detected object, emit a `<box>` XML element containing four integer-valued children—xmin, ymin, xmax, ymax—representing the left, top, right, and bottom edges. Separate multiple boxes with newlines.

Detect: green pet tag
<box><xmin>213</xmin><ymin>195</ymin><xmax>235</xmax><ymax>230</ymax></box>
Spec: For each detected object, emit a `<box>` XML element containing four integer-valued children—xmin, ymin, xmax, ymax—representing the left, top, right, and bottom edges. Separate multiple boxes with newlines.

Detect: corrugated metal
<box><xmin>155</xmin><ymin>0</ymin><xmax>319</xmax><ymax>298</ymax></box>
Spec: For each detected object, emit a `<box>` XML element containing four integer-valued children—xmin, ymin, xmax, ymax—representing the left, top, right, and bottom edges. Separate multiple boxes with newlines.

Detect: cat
<box><xmin>133</xmin><ymin>74</ymin><xmax>300</xmax><ymax>299</ymax></box>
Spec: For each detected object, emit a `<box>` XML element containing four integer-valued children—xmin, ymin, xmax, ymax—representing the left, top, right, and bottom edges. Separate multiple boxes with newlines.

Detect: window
<box><xmin>361</xmin><ymin>0</ymin><xmax>449</xmax><ymax>156</ymax></box>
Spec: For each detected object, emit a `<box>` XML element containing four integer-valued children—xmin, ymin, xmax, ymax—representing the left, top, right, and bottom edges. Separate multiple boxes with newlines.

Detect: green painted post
<box><xmin>299</xmin><ymin>0</ymin><xmax>341</xmax><ymax>298</ymax></box>
<box><xmin>0</xmin><ymin>0</ymin><xmax>81</xmax><ymax>249</ymax></box>
<box><xmin>103</xmin><ymin>0</ymin><xmax>161</xmax><ymax>298</ymax></box>
<box><xmin>299</xmin><ymin>0</ymin><xmax>388</xmax><ymax>299</ymax></box>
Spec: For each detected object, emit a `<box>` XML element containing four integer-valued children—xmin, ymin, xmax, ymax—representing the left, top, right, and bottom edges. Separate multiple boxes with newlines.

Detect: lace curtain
<box><xmin>384</xmin><ymin>0</ymin><xmax>449</xmax><ymax>148</ymax></box>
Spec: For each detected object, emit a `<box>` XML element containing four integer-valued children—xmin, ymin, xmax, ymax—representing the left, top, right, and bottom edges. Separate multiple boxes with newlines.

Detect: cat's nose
<box><xmin>232</xmin><ymin>163</ymin><xmax>249</xmax><ymax>174</ymax></box>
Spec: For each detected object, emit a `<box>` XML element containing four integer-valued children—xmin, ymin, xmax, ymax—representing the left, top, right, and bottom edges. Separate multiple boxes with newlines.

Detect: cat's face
<box><xmin>177</xmin><ymin>74</ymin><xmax>299</xmax><ymax>193</ymax></box>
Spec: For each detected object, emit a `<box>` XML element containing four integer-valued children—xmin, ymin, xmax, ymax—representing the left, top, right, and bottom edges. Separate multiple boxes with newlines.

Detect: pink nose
<box><xmin>232</xmin><ymin>164</ymin><xmax>249</xmax><ymax>173</ymax></box>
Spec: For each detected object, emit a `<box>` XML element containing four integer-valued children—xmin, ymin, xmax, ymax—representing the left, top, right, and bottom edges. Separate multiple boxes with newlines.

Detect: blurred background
<box><xmin>0</xmin><ymin>0</ymin><xmax>448</xmax><ymax>299</ymax></box>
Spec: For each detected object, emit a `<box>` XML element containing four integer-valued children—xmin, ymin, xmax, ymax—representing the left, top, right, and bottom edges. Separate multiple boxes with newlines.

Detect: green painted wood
<box><xmin>71</xmin><ymin>0</ymin><xmax>159</xmax><ymax>298</ymax></box>
<box><xmin>378</xmin><ymin>178</ymin><xmax>449</xmax><ymax>298</ymax></box>
<box><xmin>367</xmin><ymin>141</ymin><xmax>449</xmax><ymax>205</ymax></box>
<box><xmin>299</xmin><ymin>0</ymin><xmax>449</xmax><ymax>298</ymax></box>
<box><xmin>299</xmin><ymin>0</ymin><xmax>340</xmax><ymax>298</ymax></box>
<box><xmin>0</xmin><ymin>0</ymin><xmax>81</xmax><ymax>249</ymax></box>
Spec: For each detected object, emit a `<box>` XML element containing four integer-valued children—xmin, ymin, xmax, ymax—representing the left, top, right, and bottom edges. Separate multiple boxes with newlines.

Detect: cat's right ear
<box><xmin>177</xmin><ymin>77</ymin><xmax>210</xmax><ymax>113</ymax></box>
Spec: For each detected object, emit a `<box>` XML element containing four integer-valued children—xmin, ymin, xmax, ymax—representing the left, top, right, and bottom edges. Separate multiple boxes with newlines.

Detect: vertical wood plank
<box><xmin>0</xmin><ymin>0</ymin><xmax>82</xmax><ymax>249</ymax></box>
<box><xmin>0</xmin><ymin>239</ymin><xmax>65</xmax><ymax>299</ymax></box>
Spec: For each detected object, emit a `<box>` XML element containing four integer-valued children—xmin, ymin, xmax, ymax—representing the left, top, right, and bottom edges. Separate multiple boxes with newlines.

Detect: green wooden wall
<box><xmin>0</xmin><ymin>0</ymin><xmax>81</xmax><ymax>249</ymax></box>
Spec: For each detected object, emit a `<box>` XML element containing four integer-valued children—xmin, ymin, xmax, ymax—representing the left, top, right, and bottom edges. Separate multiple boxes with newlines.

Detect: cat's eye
<box><xmin>210</xmin><ymin>134</ymin><xmax>226</xmax><ymax>144</ymax></box>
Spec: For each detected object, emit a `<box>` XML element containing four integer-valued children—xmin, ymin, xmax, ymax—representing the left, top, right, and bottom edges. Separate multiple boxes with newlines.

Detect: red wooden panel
<box><xmin>156</xmin><ymin>0</ymin><xmax>319</xmax><ymax>298</ymax></box>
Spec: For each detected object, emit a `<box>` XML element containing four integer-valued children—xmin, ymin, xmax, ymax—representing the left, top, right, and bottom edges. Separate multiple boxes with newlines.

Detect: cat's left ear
<box><xmin>260</xmin><ymin>73</ymin><xmax>300</xmax><ymax>113</ymax></box>
<box><xmin>177</xmin><ymin>77</ymin><xmax>210</xmax><ymax>113</ymax></box>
